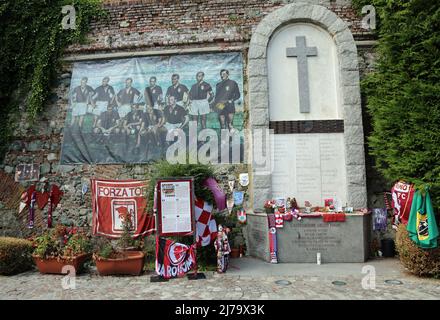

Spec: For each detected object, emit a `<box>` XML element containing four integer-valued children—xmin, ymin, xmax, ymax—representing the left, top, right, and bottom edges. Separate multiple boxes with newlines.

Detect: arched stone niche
<box><xmin>248</xmin><ymin>2</ymin><xmax>367</xmax><ymax>211</ymax></box>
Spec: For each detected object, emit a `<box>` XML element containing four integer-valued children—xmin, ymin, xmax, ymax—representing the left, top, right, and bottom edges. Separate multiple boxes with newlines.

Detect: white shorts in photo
<box><xmin>118</xmin><ymin>104</ymin><xmax>132</xmax><ymax>118</ymax></box>
<box><xmin>189</xmin><ymin>99</ymin><xmax>210</xmax><ymax>116</ymax></box>
<box><xmin>91</xmin><ymin>101</ymin><xmax>108</xmax><ymax>116</ymax></box>
<box><xmin>72</xmin><ymin>102</ymin><xmax>88</xmax><ymax>117</ymax></box>
<box><xmin>164</xmin><ymin>122</ymin><xmax>182</xmax><ymax>131</ymax></box>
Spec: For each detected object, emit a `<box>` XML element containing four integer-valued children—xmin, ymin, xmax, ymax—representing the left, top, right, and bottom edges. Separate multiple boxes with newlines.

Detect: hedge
<box><xmin>352</xmin><ymin>0</ymin><xmax>440</xmax><ymax>209</ymax></box>
<box><xmin>0</xmin><ymin>237</ymin><xmax>34</xmax><ymax>275</ymax></box>
<box><xmin>395</xmin><ymin>224</ymin><xmax>440</xmax><ymax>278</ymax></box>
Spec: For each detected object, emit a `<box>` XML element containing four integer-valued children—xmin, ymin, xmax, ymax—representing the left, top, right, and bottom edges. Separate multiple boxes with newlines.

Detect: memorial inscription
<box><xmin>272</xmin><ymin>133</ymin><xmax>346</xmax><ymax>206</ymax></box>
<box><xmin>295</xmin><ymin>223</ymin><xmax>342</xmax><ymax>252</ymax></box>
<box><xmin>276</xmin><ymin>215</ymin><xmax>369</xmax><ymax>263</ymax></box>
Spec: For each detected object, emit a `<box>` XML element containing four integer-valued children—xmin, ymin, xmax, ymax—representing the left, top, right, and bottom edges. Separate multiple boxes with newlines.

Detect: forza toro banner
<box><xmin>92</xmin><ymin>179</ymin><xmax>155</xmax><ymax>238</ymax></box>
<box><xmin>156</xmin><ymin>237</ymin><xmax>196</xmax><ymax>279</ymax></box>
<box><xmin>60</xmin><ymin>52</ymin><xmax>244</xmax><ymax>164</ymax></box>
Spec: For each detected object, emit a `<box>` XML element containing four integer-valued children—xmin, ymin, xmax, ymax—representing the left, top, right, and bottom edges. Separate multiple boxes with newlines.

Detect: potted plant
<box><xmin>93</xmin><ymin>210</ymin><xmax>145</xmax><ymax>276</ymax></box>
<box><xmin>32</xmin><ymin>225</ymin><xmax>92</xmax><ymax>274</ymax></box>
<box><xmin>230</xmin><ymin>232</ymin><xmax>245</xmax><ymax>258</ymax></box>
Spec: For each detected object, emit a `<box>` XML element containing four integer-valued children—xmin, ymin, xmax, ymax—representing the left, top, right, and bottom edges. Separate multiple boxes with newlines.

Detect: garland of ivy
<box><xmin>0</xmin><ymin>0</ymin><xmax>106</xmax><ymax>160</ymax></box>
<box><xmin>352</xmin><ymin>0</ymin><xmax>440</xmax><ymax>208</ymax></box>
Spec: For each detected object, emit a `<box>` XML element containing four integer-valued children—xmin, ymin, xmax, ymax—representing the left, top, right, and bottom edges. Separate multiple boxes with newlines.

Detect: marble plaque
<box><xmin>271</xmin><ymin>133</ymin><xmax>346</xmax><ymax>207</ymax></box>
<box><xmin>276</xmin><ymin>215</ymin><xmax>370</xmax><ymax>263</ymax></box>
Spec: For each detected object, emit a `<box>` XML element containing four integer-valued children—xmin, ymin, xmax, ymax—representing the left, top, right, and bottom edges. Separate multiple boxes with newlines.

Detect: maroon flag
<box><xmin>391</xmin><ymin>181</ymin><xmax>415</xmax><ymax>225</ymax></box>
<box><xmin>91</xmin><ymin>179</ymin><xmax>154</xmax><ymax>238</ymax></box>
<box><xmin>155</xmin><ymin>238</ymin><xmax>196</xmax><ymax>279</ymax></box>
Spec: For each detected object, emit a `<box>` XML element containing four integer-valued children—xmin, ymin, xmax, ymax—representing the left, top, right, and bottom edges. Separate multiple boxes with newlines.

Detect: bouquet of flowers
<box><xmin>264</xmin><ymin>200</ymin><xmax>276</xmax><ymax>213</ymax></box>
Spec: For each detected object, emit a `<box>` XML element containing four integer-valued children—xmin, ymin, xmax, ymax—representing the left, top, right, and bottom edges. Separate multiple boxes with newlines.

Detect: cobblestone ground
<box><xmin>1</xmin><ymin>266</ymin><xmax>439</xmax><ymax>300</ymax></box>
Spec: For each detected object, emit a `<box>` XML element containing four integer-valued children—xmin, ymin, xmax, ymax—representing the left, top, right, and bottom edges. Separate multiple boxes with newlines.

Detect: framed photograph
<box><xmin>274</xmin><ymin>197</ymin><xmax>286</xmax><ymax>208</ymax></box>
<box><xmin>344</xmin><ymin>206</ymin><xmax>354</xmax><ymax>213</ymax></box>
<box><xmin>15</xmin><ymin>164</ymin><xmax>40</xmax><ymax>182</ymax></box>
<box><xmin>156</xmin><ymin>177</ymin><xmax>195</xmax><ymax>237</ymax></box>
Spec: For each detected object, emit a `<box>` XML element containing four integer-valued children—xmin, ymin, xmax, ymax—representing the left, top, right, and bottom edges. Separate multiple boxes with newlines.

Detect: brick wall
<box><xmin>66</xmin><ymin>0</ymin><xmax>374</xmax><ymax>54</ymax></box>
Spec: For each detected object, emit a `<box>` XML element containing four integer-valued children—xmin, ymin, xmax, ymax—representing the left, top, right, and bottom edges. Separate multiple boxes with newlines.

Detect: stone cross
<box><xmin>286</xmin><ymin>36</ymin><xmax>317</xmax><ymax>113</ymax></box>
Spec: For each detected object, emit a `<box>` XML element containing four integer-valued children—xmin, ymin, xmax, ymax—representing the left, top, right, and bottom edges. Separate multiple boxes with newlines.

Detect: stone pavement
<box><xmin>0</xmin><ymin>257</ymin><xmax>439</xmax><ymax>300</ymax></box>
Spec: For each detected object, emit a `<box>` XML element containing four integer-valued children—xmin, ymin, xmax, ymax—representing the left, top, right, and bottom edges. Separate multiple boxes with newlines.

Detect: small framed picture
<box><xmin>15</xmin><ymin>164</ymin><xmax>40</xmax><ymax>182</ymax></box>
<box><xmin>274</xmin><ymin>197</ymin><xmax>286</xmax><ymax>208</ymax></box>
<box><xmin>344</xmin><ymin>206</ymin><xmax>354</xmax><ymax>213</ymax></box>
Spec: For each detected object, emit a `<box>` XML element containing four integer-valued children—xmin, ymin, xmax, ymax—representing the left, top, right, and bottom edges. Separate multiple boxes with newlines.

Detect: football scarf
<box><xmin>274</xmin><ymin>210</ymin><xmax>284</xmax><ymax>228</ymax></box>
<box><xmin>407</xmin><ymin>189</ymin><xmax>439</xmax><ymax>249</ymax></box>
<box><xmin>322</xmin><ymin>213</ymin><xmax>346</xmax><ymax>223</ymax></box>
<box><xmin>267</xmin><ymin>214</ymin><xmax>278</xmax><ymax>263</ymax></box>
<box><xmin>28</xmin><ymin>190</ymin><xmax>36</xmax><ymax>229</ymax></box>
<box><xmin>155</xmin><ymin>238</ymin><xmax>196</xmax><ymax>279</ymax></box>
<box><xmin>391</xmin><ymin>181</ymin><xmax>415</xmax><ymax>225</ymax></box>
<box><xmin>92</xmin><ymin>179</ymin><xmax>155</xmax><ymax>238</ymax></box>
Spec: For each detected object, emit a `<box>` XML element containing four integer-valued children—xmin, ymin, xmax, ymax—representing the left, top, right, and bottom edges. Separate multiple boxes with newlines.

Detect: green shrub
<box><xmin>0</xmin><ymin>237</ymin><xmax>34</xmax><ymax>275</ymax></box>
<box><xmin>93</xmin><ymin>237</ymin><xmax>114</xmax><ymax>259</ymax></box>
<box><xmin>395</xmin><ymin>224</ymin><xmax>440</xmax><ymax>278</ymax></box>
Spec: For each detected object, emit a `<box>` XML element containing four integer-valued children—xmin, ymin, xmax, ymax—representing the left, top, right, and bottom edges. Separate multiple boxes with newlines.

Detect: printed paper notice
<box><xmin>160</xmin><ymin>181</ymin><xmax>192</xmax><ymax>234</ymax></box>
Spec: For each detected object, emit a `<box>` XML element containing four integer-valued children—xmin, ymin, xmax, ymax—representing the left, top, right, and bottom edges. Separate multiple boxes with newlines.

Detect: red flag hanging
<box><xmin>91</xmin><ymin>179</ymin><xmax>155</xmax><ymax>238</ymax></box>
<box><xmin>391</xmin><ymin>181</ymin><xmax>415</xmax><ymax>225</ymax></box>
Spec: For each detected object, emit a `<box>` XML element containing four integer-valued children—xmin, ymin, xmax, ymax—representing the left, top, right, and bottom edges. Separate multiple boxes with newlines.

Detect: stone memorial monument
<box><xmin>246</xmin><ymin>2</ymin><xmax>369</xmax><ymax>263</ymax></box>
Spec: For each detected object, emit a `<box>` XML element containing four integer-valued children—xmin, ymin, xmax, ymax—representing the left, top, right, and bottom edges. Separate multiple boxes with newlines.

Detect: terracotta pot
<box><xmin>230</xmin><ymin>248</ymin><xmax>240</xmax><ymax>258</ymax></box>
<box><xmin>94</xmin><ymin>251</ymin><xmax>145</xmax><ymax>276</ymax></box>
<box><xmin>33</xmin><ymin>253</ymin><xmax>91</xmax><ymax>275</ymax></box>
<box><xmin>118</xmin><ymin>246</ymin><xmax>141</xmax><ymax>252</ymax></box>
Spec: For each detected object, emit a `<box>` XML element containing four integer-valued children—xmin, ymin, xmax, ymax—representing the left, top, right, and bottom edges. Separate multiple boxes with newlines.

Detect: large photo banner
<box><xmin>60</xmin><ymin>52</ymin><xmax>244</xmax><ymax>164</ymax></box>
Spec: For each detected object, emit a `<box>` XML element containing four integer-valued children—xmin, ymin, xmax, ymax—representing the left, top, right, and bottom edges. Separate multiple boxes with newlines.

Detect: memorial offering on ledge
<box><xmin>304</xmin><ymin>201</ymin><xmax>312</xmax><ymax>213</ymax></box>
<box><xmin>274</xmin><ymin>197</ymin><xmax>286</xmax><ymax>208</ymax></box>
<box><xmin>344</xmin><ymin>206</ymin><xmax>354</xmax><ymax>213</ymax></box>
<box><xmin>264</xmin><ymin>200</ymin><xmax>276</xmax><ymax>214</ymax></box>
<box><xmin>324</xmin><ymin>198</ymin><xmax>335</xmax><ymax>211</ymax></box>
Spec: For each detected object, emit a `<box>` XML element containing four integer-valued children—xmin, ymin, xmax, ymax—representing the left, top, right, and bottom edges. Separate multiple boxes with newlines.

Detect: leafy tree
<box><xmin>353</xmin><ymin>0</ymin><xmax>440</xmax><ymax>208</ymax></box>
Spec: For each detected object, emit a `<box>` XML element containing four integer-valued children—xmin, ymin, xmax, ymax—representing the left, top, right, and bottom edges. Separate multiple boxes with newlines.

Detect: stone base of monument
<box><xmin>244</xmin><ymin>212</ymin><xmax>371</xmax><ymax>263</ymax></box>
